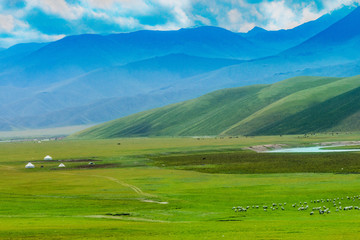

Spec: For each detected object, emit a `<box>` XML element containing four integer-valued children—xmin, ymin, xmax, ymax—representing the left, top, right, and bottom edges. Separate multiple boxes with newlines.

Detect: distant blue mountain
<box><xmin>1</xmin><ymin>7</ymin><xmax>360</xmax><ymax>131</ymax></box>
<box><xmin>25</xmin><ymin>26</ymin><xmax>265</xmax><ymax>69</ymax></box>
<box><xmin>159</xmin><ymin>6</ymin><xmax>360</xmax><ymax>101</ymax></box>
<box><xmin>0</xmin><ymin>54</ymin><xmax>242</xmax><ymax>127</ymax></box>
<box><xmin>241</xmin><ymin>5</ymin><xmax>355</xmax><ymax>53</ymax></box>
<box><xmin>0</xmin><ymin>26</ymin><xmax>269</xmax><ymax>87</ymax></box>
<box><xmin>107</xmin><ymin>26</ymin><xmax>267</xmax><ymax>60</ymax></box>
<box><xmin>0</xmin><ymin>42</ymin><xmax>48</xmax><ymax>68</ymax></box>
<box><xmin>282</xmin><ymin>6</ymin><xmax>360</xmax><ymax>63</ymax></box>
<box><xmin>0</xmin><ymin>42</ymin><xmax>48</xmax><ymax>60</ymax></box>
<box><xmin>122</xmin><ymin>53</ymin><xmax>243</xmax><ymax>79</ymax></box>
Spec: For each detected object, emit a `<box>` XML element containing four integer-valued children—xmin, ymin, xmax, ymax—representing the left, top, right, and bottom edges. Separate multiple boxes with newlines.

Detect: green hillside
<box><xmin>72</xmin><ymin>75</ymin><xmax>360</xmax><ymax>138</ymax></box>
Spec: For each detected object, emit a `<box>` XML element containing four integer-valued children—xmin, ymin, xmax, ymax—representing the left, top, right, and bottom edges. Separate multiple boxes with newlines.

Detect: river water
<box><xmin>268</xmin><ymin>146</ymin><xmax>360</xmax><ymax>153</ymax></box>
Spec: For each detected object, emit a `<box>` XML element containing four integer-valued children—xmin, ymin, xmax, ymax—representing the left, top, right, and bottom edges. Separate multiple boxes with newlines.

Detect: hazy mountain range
<box><xmin>1</xmin><ymin>5</ymin><xmax>359</xmax><ymax>131</ymax></box>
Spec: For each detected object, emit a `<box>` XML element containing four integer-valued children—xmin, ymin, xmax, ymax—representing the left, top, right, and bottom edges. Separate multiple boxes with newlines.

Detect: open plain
<box><xmin>1</xmin><ymin>134</ymin><xmax>360</xmax><ymax>239</ymax></box>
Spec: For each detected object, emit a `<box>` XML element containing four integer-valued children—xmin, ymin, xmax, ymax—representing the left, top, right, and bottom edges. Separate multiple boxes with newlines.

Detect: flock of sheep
<box><xmin>233</xmin><ymin>195</ymin><xmax>360</xmax><ymax>215</ymax></box>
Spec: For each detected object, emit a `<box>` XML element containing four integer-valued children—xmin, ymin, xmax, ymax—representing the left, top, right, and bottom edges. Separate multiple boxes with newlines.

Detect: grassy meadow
<box><xmin>1</xmin><ymin>134</ymin><xmax>360</xmax><ymax>239</ymax></box>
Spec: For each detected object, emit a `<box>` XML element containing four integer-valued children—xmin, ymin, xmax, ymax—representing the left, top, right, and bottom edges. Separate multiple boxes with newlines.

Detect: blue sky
<box><xmin>0</xmin><ymin>0</ymin><xmax>359</xmax><ymax>48</ymax></box>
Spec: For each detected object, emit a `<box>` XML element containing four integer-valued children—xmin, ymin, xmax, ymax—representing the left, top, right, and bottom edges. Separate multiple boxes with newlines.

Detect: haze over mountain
<box><xmin>1</xmin><ymin>6</ymin><xmax>360</xmax><ymax>131</ymax></box>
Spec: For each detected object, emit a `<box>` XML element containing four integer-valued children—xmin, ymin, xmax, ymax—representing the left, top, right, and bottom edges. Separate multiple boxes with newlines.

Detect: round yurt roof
<box><xmin>25</xmin><ymin>162</ymin><xmax>35</xmax><ymax>168</ymax></box>
<box><xmin>44</xmin><ymin>155</ymin><xmax>52</xmax><ymax>160</ymax></box>
<box><xmin>58</xmin><ymin>163</ymin><xmax>65</xmax><ymax>167</ymax></box>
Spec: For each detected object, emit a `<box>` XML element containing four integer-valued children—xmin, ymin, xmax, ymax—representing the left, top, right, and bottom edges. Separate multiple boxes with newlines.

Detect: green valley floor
<box><xmin>1</xmin><ymin>134</ymin><xmax>360</xmax><ymax>239</ymax></box>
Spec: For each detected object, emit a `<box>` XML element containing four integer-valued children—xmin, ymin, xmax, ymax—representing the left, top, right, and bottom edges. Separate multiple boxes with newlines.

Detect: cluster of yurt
<box><xmin>25</xmin><ymin>155</ymin><xmax>65</xmax><ymax>168</ymax></box>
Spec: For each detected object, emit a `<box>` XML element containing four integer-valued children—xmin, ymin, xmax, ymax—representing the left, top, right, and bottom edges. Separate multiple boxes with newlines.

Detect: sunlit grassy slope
<box><xmin>72</xmin><ymin>75</ymin><xmax>360</xmax><ymax>138</ymax></box>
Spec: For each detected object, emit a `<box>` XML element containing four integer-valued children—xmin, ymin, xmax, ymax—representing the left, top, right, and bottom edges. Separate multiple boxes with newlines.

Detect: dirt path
<box><xmin>245</xmin><ymin>144</ymin><xmax>288</xmax><ymax>153</ymax></box>
<box><xmin>99</xmin><ymin>175</ymin><xmax>145</xmax><ymax>195</ymax></box>
<box><xmin>83</xmin><ymin>215</ymin><xmax>170</xmax><ymax>223</ymax></box>
<box><xmin>59</xmin><ymin>172</ymin><xmax>168</xmax><ymax>204</ymax></box>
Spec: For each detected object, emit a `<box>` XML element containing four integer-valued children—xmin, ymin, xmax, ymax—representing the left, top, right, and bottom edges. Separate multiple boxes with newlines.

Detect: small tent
<box><xmin>25</xmin><ymin>162</ymin><xmax>35</xmax><ymax>168</ymax></box>
<box><xmin>58</xmin><ymin>163</ymin><xmax>65</xmax><ymax>168</ymax></box>
<box><xmin>44</xmin><ymin>155</ymin><xmax>53</xmax><ymax>160</ymax></box>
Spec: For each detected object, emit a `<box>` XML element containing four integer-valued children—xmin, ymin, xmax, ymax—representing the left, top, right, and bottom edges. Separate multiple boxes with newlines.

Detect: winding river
<box><xmin>268</xmin><ymin>146</ymin><xmax>360</xmax><ymax>153</ymax></box>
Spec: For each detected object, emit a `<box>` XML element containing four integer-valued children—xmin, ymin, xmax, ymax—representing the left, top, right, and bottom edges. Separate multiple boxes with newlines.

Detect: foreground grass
<box><xmin>1</xmin><ymin>135</ymin><xmax>360</xmax><ymax>239</ymax></box>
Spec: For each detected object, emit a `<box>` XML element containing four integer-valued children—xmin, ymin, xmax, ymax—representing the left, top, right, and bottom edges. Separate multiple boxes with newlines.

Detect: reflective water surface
<box><xmin>268</xmin><ymin>146</ymin><xmax>360</xmax><ymax>153</ymax></box>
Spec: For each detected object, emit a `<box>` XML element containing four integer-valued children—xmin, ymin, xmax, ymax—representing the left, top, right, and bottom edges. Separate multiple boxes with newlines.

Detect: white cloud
<box><xmin>322</xmin><ymin>0</ymin><xmax>360</xmax><ymax>11</ymax></box>
<box><xmin>257</xmin><ymin>0</ymin><xmax>324</xmax><ymax>30</ymax></box>
<box><xmin>300</xmin><ymin>4</ymin><xmax>323</xmax><ymax>23</ymax></box>
<box><xmin>1</xmin><ymin>28</ymin><xmax>65</xmax><ymax>47</ymax></box>
<box><xmin>228</xmin><ymin>9</ymin><xmax>242</xmax><ymax>24</ymax></box>
<box><xmin>155</xmin><ymin>0</ymin><xmax>193</xmax><ymax>27</ymax></box>
<box><xmin>26</xmin><ymin>0</ymin><xmax>84</xmax><ymax>20</ymax></box>
<box><xmin>0</xmin><ymin>14</ymin><xmax>15</xmax><ymax>33</ymax></box>
<box><xmin>86</xmin><ymin>0</ymin><xmax>118</xmax><ymax>9</ymax></box>
<box><xmin>113</xmin><ymin>16</ymin><xmax>140</xmax><ymax>29</ymax></box>
<box><xmin>85</xmin><ymin>0</ymin><xmax>153</xmax><ymax>14</ymax></box>
<box><xmin>239</xmin><ymin>22</ymin><xmax>255</xmax><ymax>32</ymax></box>
<box><xmin>172</xmin><ymin>6</ymin><xmax>192</xmax><ymax>27</ymax></box>
<box><xmin>156</xmin><ymin>0</ymin><xmax>192</xmax><ymax>9</ymax></box>
<box><xmin>194</xmin><ymin>14</ymin><xmax>211</xmax><ymax>25</ymax></box>
<box><xmin>143</xmin><ymin>23</ymin><xmax>180</xmax><ymax>31</ymax></box>
<box><xmin>226</xmin><ymin>9</ymin><xmax>255</xmax><ymax>32</ymax></box>
<box><xmin>260</xmin><ymin>0</ymin><xmax>296</xmax><ymax>30</ymax></box>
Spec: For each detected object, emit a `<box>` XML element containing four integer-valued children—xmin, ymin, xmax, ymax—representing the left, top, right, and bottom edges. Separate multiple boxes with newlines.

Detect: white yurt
<box><xmin>58</xmin><ymin>163</ymin><xmax>65</xmax><ymax>168</ymax></box>
<box><xmin>44</xmin><ymin>155</ymin><xmax>53</xmax><ymax>160</ymax></box>
<box><xmin>25</xmin><ymin>162</ymin><xmax>35</xmax><ymax>168</ymax></box>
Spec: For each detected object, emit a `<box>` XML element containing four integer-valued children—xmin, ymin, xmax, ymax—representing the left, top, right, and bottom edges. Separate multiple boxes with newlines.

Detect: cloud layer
<box><xmin>0</xmin><ymin>0</ymin><xmax>359</xmax><ymax>48</ymax></box>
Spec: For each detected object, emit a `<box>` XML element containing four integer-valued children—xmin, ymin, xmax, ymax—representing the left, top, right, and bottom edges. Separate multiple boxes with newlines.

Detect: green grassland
<box><xmin>1</xmin><ymin>134</ymin><xmax>360</xmax><ymax>239</ymax></box>
<box><xmin>72</xmin><ymin>75</ymin><xmax>360</xmax><ymax>139</ymax></box>
<box><xmin>152</xmin><ymin>151</ymin><xmax>360</xmax><ymax>174</ymax></box>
